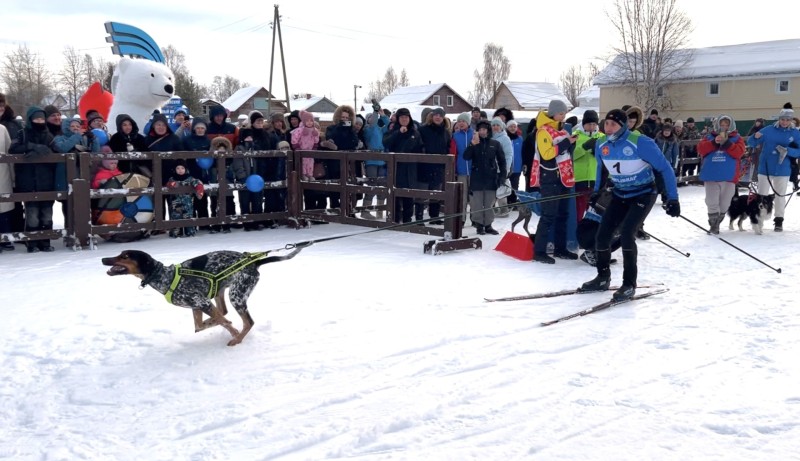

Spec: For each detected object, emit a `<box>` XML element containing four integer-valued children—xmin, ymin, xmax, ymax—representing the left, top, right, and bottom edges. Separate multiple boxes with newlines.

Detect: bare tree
<box><xmin>398</xmin><ymin>69</ymin><xmax>409</xmax><ymax>87</ymax></box>
<box><xmin>0</xmin><ymin>44</ymin><xmax>52</xmax><ymax>113</ymax></box>
<box><xmin>59</xmin><ymin>46</ymin><xmax>86</xmax><ymax>113</ymax></box>
<box><xmin>210</xmin><ymin>75</ymin><xmax>249</xmax><ymax>102</ymax></box>
<box><xmin>365</xmin><ymin>66</ymin><xmax>410</xmax><ymax>103</ymax></box>
<box><xmin>604</xmin><ymin>0</ymin><xmax>693</xmax><ymax>110</ymax></box>
<box><xmin>559</xmin><ymin>65</ymin><xmax>590</xmax><ymax>107</ymax></box>
<box><xmin>470</xmin><ymin>43</ymin><xmax>511</xmax><ymax>107</ymax></box>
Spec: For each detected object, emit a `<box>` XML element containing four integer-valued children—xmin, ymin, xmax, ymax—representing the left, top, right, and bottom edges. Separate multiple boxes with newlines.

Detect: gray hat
<box><xmin>548</xmin><ymin>99</ymin><xmax>568</xmax><ymax>116</ymax></box>
<box><xmin>457</xmin><ymin>112</ymin><xmax>471</xmax><ymax>125</ymax></box>
<box><xmin>490</xmin><ymin>117</ymin><xmax>506</xmax><ymax>130</ymax></box>
<box><xmin>431</xmin><ymin>107</ymin><xmax>446</xmax><ymax>118</ymax></box>
<box><xmin>779</xmin><ymin>102</ymin><xmax>794</xmax><ymax>119</ymax></box>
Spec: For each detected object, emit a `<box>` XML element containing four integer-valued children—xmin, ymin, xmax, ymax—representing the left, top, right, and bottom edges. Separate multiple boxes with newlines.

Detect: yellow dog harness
<box><xmin>164</xmin><ymin>251</ymin><xmax>269</xmax><ymax>304</ymax></box>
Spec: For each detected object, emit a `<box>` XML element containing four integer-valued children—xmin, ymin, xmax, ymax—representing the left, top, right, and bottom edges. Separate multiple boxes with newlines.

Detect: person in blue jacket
<box><xmin>747</xmin><ymin>102</ymin><xmax>800</xmax><ymax>231</ymax></box>
<box><xmin>580</xmin><ymin>109</ymin><xmax>681</xmax><ymax>301</ymax></box>
<box><xmin>361</xmin><ymin>106</ymin><xmax>390</xmax><ymax>219</ymax></box>
<box><xmin>451</xmin><ymin>113</ymin><xmax>473</xmax><ymax>222</ymax></box>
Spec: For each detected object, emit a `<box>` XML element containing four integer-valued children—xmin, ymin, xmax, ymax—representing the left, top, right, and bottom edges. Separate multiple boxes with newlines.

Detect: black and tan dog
<box><xmin>102</xmin><ymin>245</ymin><xmax>308</xmax><ymax>346</ymax></box>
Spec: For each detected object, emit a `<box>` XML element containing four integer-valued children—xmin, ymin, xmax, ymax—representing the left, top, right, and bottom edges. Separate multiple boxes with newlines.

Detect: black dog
<box><xmin>727</xmin><ymin>190</ymin><xmax>774</xmax><ymax>235</ymax></box>
<box><xmin>101</xmin><ymin>245</ymin><xmax>308</xmax><ymax>346</ymax></box>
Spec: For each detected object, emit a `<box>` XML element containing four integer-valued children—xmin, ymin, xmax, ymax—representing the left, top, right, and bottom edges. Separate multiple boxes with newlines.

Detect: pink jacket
<box><xmin>291</xmin><ymin>126</ymin><xmax>320</xmax><ymax>177</ymax></box>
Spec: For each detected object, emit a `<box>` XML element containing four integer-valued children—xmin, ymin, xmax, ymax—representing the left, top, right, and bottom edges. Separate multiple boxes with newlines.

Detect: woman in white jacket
<box><xmin>491</xmin><ymin>117</ymin><xmax>514</xmax><ymax>217</ymax></box>
<box><xmin>0</xmin><ymin>124</ymin><xmax>15</xmax><ymax>250</ymax></box>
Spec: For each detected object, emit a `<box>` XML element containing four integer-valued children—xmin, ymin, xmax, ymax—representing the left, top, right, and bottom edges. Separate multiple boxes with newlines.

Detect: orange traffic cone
<box><xmin>494</xmin><ymin>231</ymin><xmax>535</xmax><ymax>261</ymax></box>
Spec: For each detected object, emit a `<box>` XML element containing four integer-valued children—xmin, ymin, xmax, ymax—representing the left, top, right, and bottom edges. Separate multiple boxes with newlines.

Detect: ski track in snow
<box><xmin>1</xmin><ymin>186</ymin><xmax>800</xmax><ymax>460</ymax></box>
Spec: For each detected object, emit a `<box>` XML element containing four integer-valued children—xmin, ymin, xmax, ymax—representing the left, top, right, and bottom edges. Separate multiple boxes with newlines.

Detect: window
<box><xmin>707</xmin><ymin>82</ymin><xmax>720</xmax><ymax>97</ymax></box>
<box><xmin>446</xmin><ymin>95</ymin><xmax>454</xmax><ymax>107</ymax></box>
<box><xmin>776</xmin><ymin>79</ymin><xmax>790</xmax><ymax>93</ymax></box>
<box><xmin>656</xmin><ymin>86</ymin><xmax>665</xmax><ymax>97</ymax></box>
<box><xmin>432</xmin><ymin>95</ymin><xmax>441</xmax><ymax>106</ymax></box>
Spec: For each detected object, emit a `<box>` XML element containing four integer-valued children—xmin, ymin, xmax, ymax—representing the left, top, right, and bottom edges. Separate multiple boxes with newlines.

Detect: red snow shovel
<box><xmin>494</xmin><ymin>231</ymin><xmax>534</xmax><ymax>261</ymax></box>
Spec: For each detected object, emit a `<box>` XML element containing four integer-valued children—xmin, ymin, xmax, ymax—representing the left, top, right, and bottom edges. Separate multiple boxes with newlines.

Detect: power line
<box><xmin>284</xmin><ymin>17</ymin><xmax>404</xmax><ymax>40</ymax></box>
<box><xmin>211</xmin><ymin>16</ymin><xmax>252</xmax><ymax>31</ymax></box>
<box><xmin>281</xmin><ymin>24</ymin><xmax>359</xmax><ymax>41</ymax></box>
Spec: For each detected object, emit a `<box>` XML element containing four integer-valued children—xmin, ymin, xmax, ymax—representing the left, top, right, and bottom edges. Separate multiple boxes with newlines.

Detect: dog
<box><xmin>510</xmin><ymin>190</ymin><xmax>540</xmax><ymax>237</ymax></box>
<box><xmin>101</xmin><ymin>244</ymin><xmax>308</xmax><ymax>346</ymax></box>
<box><xmin>727</xmin><ymin>189</ymin><xmax>774</xmax><ymax>235</ymax></box>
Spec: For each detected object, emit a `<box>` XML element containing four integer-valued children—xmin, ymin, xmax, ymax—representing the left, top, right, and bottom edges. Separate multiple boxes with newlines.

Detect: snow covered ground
<box><xmin>2</xmin><ymin>186</ymin><xmax>799</xmax><ymax>461</ymax></box>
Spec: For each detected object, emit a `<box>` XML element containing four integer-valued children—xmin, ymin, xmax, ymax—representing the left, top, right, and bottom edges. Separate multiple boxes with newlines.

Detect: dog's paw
<box><xmin>227</xmin><ymin>337</ymin><xmax>243</xmax><ymax>346</ymax></box>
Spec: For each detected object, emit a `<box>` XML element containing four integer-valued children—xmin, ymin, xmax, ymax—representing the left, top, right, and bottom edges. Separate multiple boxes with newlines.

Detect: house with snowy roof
<box><xmin>594</xmin><ymin>39</ymin><xmax>800</xmax><ymax>123</ymax></box>
<box><xmin>486</xmin><ymin>82</ymin><xmax>570</xmax><ymax>111</ymax></box>
<box><xmin>289</xmin><ymin>94</ymin><xmax>338</xmax><ymax>113</ymax></box>
<box><xmin>221</xmin><ymin>86</ymin><xmax>287</xmax><ymax>120</ymax></box>
<box><xmin>379</xmin><ymin>83</ymin><xmax>472</xmax><ymax>113</ymax></box>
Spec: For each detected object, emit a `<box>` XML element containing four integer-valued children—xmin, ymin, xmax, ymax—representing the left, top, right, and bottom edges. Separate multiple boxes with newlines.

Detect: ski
<box><xmin>484</xmin><ymin>284</ymin><xmax>663</xmax><ymax>303</ymax></box>
<box><xmin>540</xmin><ymin>288</ymin><xmax>670</xmax><ymax>327</ymax></box>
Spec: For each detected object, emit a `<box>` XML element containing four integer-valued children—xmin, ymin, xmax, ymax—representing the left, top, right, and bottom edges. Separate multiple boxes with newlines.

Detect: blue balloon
<box><xmin>196</xmin><ymin>157</ymin><xmax>214</xmax><ymax>170</ymax></box>
<box><xmin>245</xmin><ymin>174</ymin><xmax>265</xmax><ymax>193</ymax></box>
<box><xmin>91</xmin><ymin>128</ymin><xmax>108</xmax><ymax>146</ymax></box>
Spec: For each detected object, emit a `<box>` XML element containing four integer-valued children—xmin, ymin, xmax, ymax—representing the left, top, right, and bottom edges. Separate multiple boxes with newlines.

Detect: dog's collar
<box><xmin>139</xmin><ymin>261</ymin><xmax>165</xmax><ymax>290</ymax></box>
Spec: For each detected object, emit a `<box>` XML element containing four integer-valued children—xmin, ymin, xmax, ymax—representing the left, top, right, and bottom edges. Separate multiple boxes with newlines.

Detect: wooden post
<box><xmin>72</xmin><ymin>179</ymin><xmax>91</xmax><ymax>248</ymax></box>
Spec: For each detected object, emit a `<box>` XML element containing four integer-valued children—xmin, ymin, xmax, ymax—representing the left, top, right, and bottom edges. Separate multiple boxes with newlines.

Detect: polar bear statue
<box><xmin>106</xmin><ymin>57</ymin><xmax>175</xmax><ymax>135</ymax></box>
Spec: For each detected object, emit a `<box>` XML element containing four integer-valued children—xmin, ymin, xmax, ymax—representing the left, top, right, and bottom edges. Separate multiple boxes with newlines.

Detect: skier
<box><xmin>580</xmin><ymin>109</ymin><xmax>681</xmax><ymax>301</ymax></box>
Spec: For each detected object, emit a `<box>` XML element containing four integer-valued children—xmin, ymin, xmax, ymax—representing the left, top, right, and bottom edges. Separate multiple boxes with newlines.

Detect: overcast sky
<box><xmin>2</xmin><ymin>0</ymin><xmax>799</xmax><ymax>107</ymax></box>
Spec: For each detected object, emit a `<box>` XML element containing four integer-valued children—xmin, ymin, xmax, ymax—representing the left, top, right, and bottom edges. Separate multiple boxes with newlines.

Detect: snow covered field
<box><xmin>2</xmin><ymin>186</ymin><xmax>799</xmax><ymax>461</ymax></box>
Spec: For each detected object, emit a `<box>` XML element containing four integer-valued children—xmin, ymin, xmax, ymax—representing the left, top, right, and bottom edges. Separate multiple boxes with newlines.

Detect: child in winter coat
<box><xmin>92</xmin><ymin>158</ymin><xmax>122</xmax><ymax>189</ymax></box>
<box><xmin>290</xmin><ymin>110</ymin><xmax>319</xmax><ymax>180</ymax></box>
<box><xmin>166</xmin><ymin>160</ymin><xmax>204</xmax><ymax>237</ymax></box>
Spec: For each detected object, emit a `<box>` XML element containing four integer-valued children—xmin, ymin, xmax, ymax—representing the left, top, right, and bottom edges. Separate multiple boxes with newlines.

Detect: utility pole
<box><xmin>268</xmin><ymin>4</ymin><xmax>290</xmax><ymax>112</ymax></box>
<box><xmin>353</xmin><ymin>84</ymin><xmax>361</xmax><ymax>111</ymax></box>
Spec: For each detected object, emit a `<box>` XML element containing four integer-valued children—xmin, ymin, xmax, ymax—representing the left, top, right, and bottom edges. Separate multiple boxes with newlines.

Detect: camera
<box><xmin>343</xmin><ymin>120</ymin><xmax>352</xmax><ymax>127</ymax></box>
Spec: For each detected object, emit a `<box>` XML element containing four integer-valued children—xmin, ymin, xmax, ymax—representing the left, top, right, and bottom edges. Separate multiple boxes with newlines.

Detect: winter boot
<box><xmin>553</xmin><ymin>249</ymin><xmax>579</xmax><ymax>260</ymax></box>
<box><xmin>635</xmin><ymin>227</ymin><xmax>650</xmax><ymax>240</ymax></box>
<box><xmin>612</xmin><ymin>284</ymin><xmax>636</xmax><ymax>301</ymax></box>
<box><xmin>708</xmin><ymin>213</ymin><xmax>721</xmax><ymax>235</ymax></box>
<box><xmin>533</xmin><ymin>253</ymin><xmax>556</xmax><ymax>264</ymax></box>
<box><xmin>774</xmin><ymin>217</ymin><xmax>784</xmax><ymax>232</ymax></box>
<box><xmin>579</xmin><ymin>269</ymin><xmax>611</xmax><ymax>292</ymax></box>
<box><xmin>483</xmin><ymin>225</ymin><xmax>499</xmax><ymax>235</ymax></box>
<box><xmin>476</xmin><ymin>224</ymin><xmax>486</xmax><ymax>235</ymax></box>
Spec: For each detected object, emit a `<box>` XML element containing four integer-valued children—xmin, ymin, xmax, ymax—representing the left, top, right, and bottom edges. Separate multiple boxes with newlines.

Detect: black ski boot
<box><xmin>774</xmin><ymin>217</ymin><xmax>784</xmax><ymax>232</ymax></box>
<box><xmin>612</xmin><ymin>285</ymin><xmax>636</xmax><ymax>301</ymax></box>
<box><xmin>579</xmin><ymin>270</ymin><xmax>610</xmax><ymax>292</ymax></box>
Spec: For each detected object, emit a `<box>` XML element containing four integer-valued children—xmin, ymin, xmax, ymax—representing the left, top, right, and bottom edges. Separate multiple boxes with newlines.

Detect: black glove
<box><xmin>665</xmin><ymin>199</ymin><xmax>681</xmax><ymax>217</ymax></box>
<box><xmin>789</xmin><ymin>142</ymin><xmax>799</xmax><ymax>149</ymax></box>
<box><xmin>589</xmin><ymin>191</ymin><xmax>601</xmax><ymax>207</ymax></box>
<box><xmin>582</xmin><ymin>138</ymin><xmax>598</xmax><ymax>151</ymax></box>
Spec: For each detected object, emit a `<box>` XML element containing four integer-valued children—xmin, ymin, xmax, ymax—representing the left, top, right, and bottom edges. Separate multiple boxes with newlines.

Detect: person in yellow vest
<box><xmin>530</xmin><ymin>100</ymin><xmax>577</xmax><ymax>264</ymax></box>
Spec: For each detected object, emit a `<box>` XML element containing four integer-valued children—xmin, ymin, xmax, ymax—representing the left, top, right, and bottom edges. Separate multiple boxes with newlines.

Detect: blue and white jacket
<box><xmin>594</xmin><ymin>128</ymin><xmax>678</xmax><ymax>200</ymax></box>
<box><xmin>451</xmin><ymin>128</ymin><xmax>474</xmax><ymax>176</ymax></box>
<box><xmin>747</xmin><ymin>122</ymin><xmax>800</xmax><ymax>177</ymax></box>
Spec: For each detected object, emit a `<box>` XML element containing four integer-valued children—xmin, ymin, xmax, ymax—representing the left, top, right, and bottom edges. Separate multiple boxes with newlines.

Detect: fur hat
<box><xmin>210</xmin><ymin>136</ymin><xmax>233</xmax><ymax>153</ymax></box>
<box><xmin>395</xmin><ymin>107</ymin><xmax>411</xmax><ymax>119</ymax></box>
<box><xmin>476</xmin><ymin>120</ymin><xmax>492</xmax><ymax>132</ymax></box>
<box><xmin>778</xmin><ymin>102</ymin><xmax>794</xmax><ymax>120</ymax></box>
<box><xmin>547</xmin><ymin>99</ymin><xmax>568</xmax><ymax>116</ymax></box>
<box><xmin>300</xmin><ymin>110</ymin><xmax>314</xmax><ymax>123</ymax></box>
<box><xmin>457</xmin><ymin>112</ymin><xmax>471</xmax><ymax>125</ymax></box>
<box><xmin>493</xmin><ymin>107</ymin><xmax>514</xmax><ymax>121</ymax></box>
<box><xmin>44</xmin><ymin>105</ymin><xmax>60</xmax><ymax>118</ymax></box>
<box><xmin>605</xmin><ymin>109</ymin><xmax>628</xmax><ymax>128</ymax></box>
<box><xmin>625</xmin><ymin>106</ymin><xmax>644</xmax><ymax>130</ymax></box>
<box><xmin>582</xmin><ymin>110</ymin><xmax>599</xmax><ymax>126</ymax></box>
<box><xmin>270</xmin><ymin>112</ymin><xmax>285</xmax><ymax>123</ymax></box>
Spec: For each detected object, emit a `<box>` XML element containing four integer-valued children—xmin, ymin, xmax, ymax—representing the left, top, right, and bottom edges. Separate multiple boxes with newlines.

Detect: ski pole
<box><xmin>642</xmin><ymin>231</ymin><xmax>690</xmax><ymax>257</ymax></box>
<box><xmin>679</xmin><ymin>215</ymin><xmax>782</xmax><ymax>273</ymax></box>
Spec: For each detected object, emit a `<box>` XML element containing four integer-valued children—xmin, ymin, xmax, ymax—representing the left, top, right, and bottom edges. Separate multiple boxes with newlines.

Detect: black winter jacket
<box><xmin>463</xmin><ymin>136</ymin><xmax>506</xmax><ymax>192</ymax></box>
